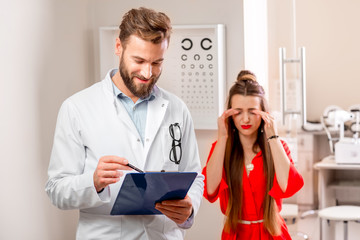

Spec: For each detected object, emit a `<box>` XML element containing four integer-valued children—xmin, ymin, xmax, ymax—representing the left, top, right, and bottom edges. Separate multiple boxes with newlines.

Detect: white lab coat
<box><xmin>45</xmin><ymin>70</ymin><xmax>204</xmax><ymax>240</ymax></box>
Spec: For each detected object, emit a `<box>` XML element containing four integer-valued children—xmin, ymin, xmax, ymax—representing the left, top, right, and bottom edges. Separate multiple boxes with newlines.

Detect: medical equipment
<box><xmin>321</xmin><ymin>105</ymin><xmax>360</xmax><ymax>164</ymax></box>
<box><xmin>279</xmin><ymin>48</ymin><xmax>323</xmax><ymax>132</ymax></box>
<box><xmin>321</xmin><ymin>105</ymin><xmax>348</xmax><ymax>154</ymax></box>
<box><xmin>278</xmin><ymin>0</ymin><xmax>322</xmax><ymax>133</ymax></box>
<box><xmin>348</xmin><ymin>104</ymin><xmax>360</xmax><ymax>135</ymax></box>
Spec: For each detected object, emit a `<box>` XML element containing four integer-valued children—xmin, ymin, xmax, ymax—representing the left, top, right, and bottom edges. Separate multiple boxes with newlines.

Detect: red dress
<box><xmin>202</xmin><ymin>141</ymin><xmax>304</xmax><ymax>240</ymax></box>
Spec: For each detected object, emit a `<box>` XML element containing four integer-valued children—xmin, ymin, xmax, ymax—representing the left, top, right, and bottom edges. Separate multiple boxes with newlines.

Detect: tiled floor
<box><xmin>285</xmin><ymin>213</ymin><xmax>319</xmax><ymax>240</ymax></box>
<box><xmin>286</xmin><ymin>212</ymin><xmax>360</xmax><ymax>240</ymax></box>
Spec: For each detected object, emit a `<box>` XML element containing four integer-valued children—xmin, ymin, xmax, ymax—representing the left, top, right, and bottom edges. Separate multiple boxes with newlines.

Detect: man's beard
<box><xmin>119</xmin><ymin>56</ymin><xmax>160</xmax><ymax>99</ymax></box>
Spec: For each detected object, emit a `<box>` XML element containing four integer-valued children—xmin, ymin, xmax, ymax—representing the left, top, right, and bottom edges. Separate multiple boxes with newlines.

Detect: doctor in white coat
<box><xmin>45</xmin><ymin>7</ymin><xmax>204</xmax><ymax>240</ymax></box>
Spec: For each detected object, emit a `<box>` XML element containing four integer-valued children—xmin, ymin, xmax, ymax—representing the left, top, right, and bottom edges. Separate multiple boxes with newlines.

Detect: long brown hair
<box><xmin>224</xmin><ymin>70</ymin><xmax>282</xmax><ymax>235</ymax></box>
<box><xmin>119</xmin><ymin>7</ymin><xmax>172</xmax><ymax>48</ymax></box>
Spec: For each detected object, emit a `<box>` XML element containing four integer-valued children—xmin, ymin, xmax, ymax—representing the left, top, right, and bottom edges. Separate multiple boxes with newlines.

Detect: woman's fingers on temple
<box><xmin>253</xmin><ymin>109</ymin><xmax>275</xmax><ymax>121</ymax></box>
<box><xmin>252</xmin><ymin>109</ymin><xmax>266</xmax><ymax>117</ymax></box>
<box><xmin>260</xmin><ymin>112</ymin><xmax>269</xmax><ymax>122</ymax></box>
<box><xmin>224</xmin><ymin>109</ymin><xmax>239</xmax><ymax>118</ymax></box>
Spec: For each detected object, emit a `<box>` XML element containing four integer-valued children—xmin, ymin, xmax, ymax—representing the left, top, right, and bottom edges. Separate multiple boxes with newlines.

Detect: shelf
<box><xmin>314</xmin><ymin>156</ymin><xmax>360</xmax><ymax>170</ymax></box>
<box><xmin>329</xmin><ymin>180</ymin><xmax>360</xmax><ymax>190</ymax></box>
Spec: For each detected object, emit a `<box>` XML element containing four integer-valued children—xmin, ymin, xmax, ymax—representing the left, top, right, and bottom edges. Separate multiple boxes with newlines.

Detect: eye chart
<box><xmin>99</xmin><ymin>25</ymin><xmax>226</xmax><ymax>129</ymax></box>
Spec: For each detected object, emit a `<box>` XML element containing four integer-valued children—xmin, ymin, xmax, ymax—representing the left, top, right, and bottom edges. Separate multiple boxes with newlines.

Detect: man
<box><xmin>45</xmin><ymin>7</ymin><xmax>204</xmax><ymax>240</ymax></box>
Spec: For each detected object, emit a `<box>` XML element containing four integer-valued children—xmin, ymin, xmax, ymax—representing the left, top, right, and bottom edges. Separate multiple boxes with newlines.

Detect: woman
<box><xmin>202</xmin><ymin>70</ymin><xmax>304</xmax><ymax>239</ymax></box>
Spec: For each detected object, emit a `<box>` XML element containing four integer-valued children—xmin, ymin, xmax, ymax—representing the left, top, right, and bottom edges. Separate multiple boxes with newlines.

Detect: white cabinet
<box><xmin>297</xmin><ymin>151</ymin><xmax>315</xmax><ymax>207</ymax></box>
<box><xmin>286</xmin><ymin>132</ymin><xmax>329</xmax><ymax>211</ymax></box>
<box><xmin>296</xmin><ymin>133</ymin><xmax>316</xmax><ymax>210</ymax></box>
<box><xmin>296</xmin><ymin>132</ymin><xmax>330</xmax><ymax>210</ymax></box>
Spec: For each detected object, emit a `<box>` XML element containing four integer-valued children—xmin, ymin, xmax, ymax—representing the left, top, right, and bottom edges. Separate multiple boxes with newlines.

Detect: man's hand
<box><xmin>93</xmin><ymin>156</ymin><xmax>131</xmax><ymax>192</ymax></box>
<box><xmin>155</xmin><ymin>195</ymin><xmax>193</xmax><ymax>224</ymax></box>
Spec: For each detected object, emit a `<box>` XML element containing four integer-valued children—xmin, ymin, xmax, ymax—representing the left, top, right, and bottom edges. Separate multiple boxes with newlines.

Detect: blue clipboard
<box><xmin>110</xmin><ymin>172</ymin><xmax>197</xmax><ymax>215</ymax></box>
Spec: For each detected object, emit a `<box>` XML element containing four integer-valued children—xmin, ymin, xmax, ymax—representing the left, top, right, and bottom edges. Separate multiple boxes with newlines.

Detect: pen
<box><xmin>127</xmin><ymin>163</ymin><xmax>144</xmax><ymax>173</ymax></box>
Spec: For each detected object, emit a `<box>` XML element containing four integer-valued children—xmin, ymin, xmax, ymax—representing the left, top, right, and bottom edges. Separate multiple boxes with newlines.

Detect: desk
<box><xmin>314</xmin><ymin>156</ymin><xmax>360</xmax><ymax>240</ymax></box>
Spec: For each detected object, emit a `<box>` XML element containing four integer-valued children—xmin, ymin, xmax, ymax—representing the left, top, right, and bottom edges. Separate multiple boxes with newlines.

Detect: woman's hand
<box><xmin>217</xmin><ymin>109</ymin><xmax>240</xmax><ymax>140</ymax></box>
<box><xmin>251</xmin><ymin>109</ymin><xmax>277</xmax><ymax>138</ymax></box>
<box><xmin>252</xmin><ymin>110</ymin><xmax>291</xmax><ymax>192</ymax></box>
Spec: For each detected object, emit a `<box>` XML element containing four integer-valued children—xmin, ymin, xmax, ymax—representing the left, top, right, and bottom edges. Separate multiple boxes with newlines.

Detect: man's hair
<box><xmin>119</xmin><ymin>7</ymin><xmax>172</xmax><ymax>48</ymax></box>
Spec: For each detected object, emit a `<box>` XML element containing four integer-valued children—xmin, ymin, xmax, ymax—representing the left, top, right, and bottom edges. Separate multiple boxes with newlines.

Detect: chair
<box><xmin>280</xmin><ymin>203</ymin><xmax>310</xmax><ymax>240</ymax></box>
<box><xmin>318</xmin><ymin>205</ymin><xmax>360</xmax><ymax>240</ymax></box>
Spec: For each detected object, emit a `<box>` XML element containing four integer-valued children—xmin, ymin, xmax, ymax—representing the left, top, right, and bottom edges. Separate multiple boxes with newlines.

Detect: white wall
<box><xmin>243</xmin><ymin>0</ymin><xmax>268</xmax><ymax>94</ymax></box>
<box><xmin>0</xmin><ymin>0</ymin><xmax>89</xmax><ymax>239</ymax></box>
<box><xmin>0</xmin><ymin>0</ymin><xmax>244</xmax><ymax>239</ymax></box>
<box><xmin>268</xmin><ymin>0</ymin><xmax>360</xmax><ymax>121</ymax></box>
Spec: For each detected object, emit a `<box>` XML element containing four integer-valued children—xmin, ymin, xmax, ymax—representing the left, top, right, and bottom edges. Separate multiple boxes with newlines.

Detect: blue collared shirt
<box><xmin>111</xmin><ymin>70</ymin><xmax>155</xmax><ymax>144</ymax></box>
